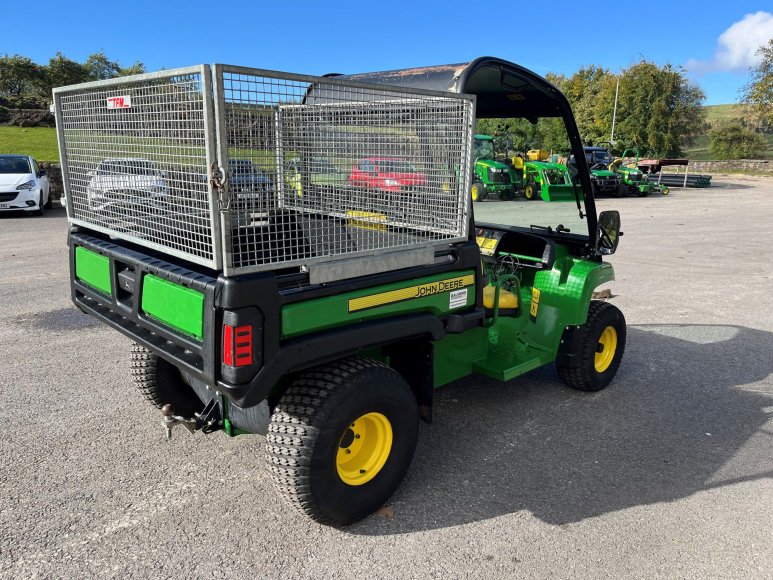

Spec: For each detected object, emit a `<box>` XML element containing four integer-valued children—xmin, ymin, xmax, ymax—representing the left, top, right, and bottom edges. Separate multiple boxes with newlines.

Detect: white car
<box><xmin>86</xmin><ymin>158</ymin><xmax>167</xmax><ymax>211</ymax></box>
<box><xmin>0</xmin><ymin>155</ymin><xmax>51</xmax><ymax>215</ymax></box>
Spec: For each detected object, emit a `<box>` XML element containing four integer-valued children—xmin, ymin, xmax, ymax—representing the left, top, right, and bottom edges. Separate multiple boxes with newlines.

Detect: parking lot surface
<box><xmin>1</xmin><ymin>178</ymin><xmax>772</xmax><ymax>578</ymax></box>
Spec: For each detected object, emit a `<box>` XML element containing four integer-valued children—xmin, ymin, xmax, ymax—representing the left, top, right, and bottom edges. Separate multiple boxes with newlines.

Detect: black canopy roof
<box><xmin>333</xmin><ymin>56</ymin><xmax>567</xmax><ymax>120</ymax></box>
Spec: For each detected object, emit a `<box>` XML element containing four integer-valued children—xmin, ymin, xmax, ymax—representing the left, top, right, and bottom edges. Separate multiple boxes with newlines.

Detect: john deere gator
<box><xmin>55</xmin><ymin>57</ymin><xmax>626</xmax><ymax>526</ymax></box>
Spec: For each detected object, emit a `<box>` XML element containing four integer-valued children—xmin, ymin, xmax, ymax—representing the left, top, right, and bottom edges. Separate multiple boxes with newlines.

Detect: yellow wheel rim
<box><xmin>336</xmin><ymin>412</ymin><xmax>393</xmax><ymax>486</ymax></box>
<box><xmin>595</xmin><ymin>325</ymin><xmax>618</xmax><ymax>373</ymax></box>
<box><xmin>471</xmin><ymin>185</ymin><xmax>480</xmax><ymax>201</ymax></box>
<box><xmin>525</xmin><ymin>185</ymin><xmax>534</xmax><ymax>199</ymax></box>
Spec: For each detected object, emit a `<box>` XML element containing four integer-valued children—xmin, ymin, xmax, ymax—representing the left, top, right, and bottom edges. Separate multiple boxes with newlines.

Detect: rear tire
<box><xmin>130</xmin><ymin>343</ymin><xmax>202</xmax><ymax>416</ymax></box>
<box><xmin>266</xmin><ymin>357</ymin><xmax>419</xmax><ymax>525</ymax></box>
<box><xmin>557</xmin><ymin>301</ymin><xmax>626</xmax><ymax>392</ymax></box>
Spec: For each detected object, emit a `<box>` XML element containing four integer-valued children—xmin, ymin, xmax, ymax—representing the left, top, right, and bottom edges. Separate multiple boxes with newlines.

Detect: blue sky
<box><xmin>4</xmin><ymin>0</ymin><xmax>772</xmax><ymax>105</ymax></box>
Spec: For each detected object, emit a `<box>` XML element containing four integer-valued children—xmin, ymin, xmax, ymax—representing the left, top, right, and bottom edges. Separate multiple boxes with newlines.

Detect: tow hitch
<box><xmin>161</xmin><ymin>398</ymin><xmax>222</xmax><ymax>439</ymax></box>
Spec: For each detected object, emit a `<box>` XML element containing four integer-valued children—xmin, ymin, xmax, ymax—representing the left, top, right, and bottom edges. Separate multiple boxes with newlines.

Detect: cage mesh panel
<box><xmin>221</xmin><ymin>70</ymin><xmax>472</xmax><ymax>273</ymax></box>
<box><xmin>58</xmin><ymin>70</ymin><xmax>215</xmax><ymax>265</ymax></box>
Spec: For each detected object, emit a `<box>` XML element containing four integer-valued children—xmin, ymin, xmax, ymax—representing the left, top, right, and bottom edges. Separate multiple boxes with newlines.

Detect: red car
<box><xmin>347</xmin><ymin>157</ymin><xmax>426</xmax><ymax>192</ymax></box>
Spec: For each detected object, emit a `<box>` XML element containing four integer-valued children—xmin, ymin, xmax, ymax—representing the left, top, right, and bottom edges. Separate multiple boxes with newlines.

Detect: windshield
<box><xmin>592</xmin><ymin>150</ymin><xmax>612</xmax><ymax>164</ymax></box>
<box><xmin>98</xmin><ymin>160</ymin><xmax>158</xmax><ymax>176</ymax></box>
<box><xmin>0</xmin><ymin>157</ymin><xmax>31</xmax><ymax>174</ymax></box>
<box><xmin>376</xmin><ymin>160</ymin><xmax>417</xmax><ymax>173</ymax></box>
<box><xmin>474</xmin><ymin>138</ymin><xmax>494</xmax><ymax>160</ymax></box>
<box><xmin>473</xmin><ymin>116</ymin><xmax>589</xmax><ymax>238</ymax></box>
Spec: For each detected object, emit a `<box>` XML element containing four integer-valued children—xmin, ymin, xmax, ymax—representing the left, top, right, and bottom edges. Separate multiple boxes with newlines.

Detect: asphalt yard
<box><xmin>1</xmin><ymin>176</ymin><xmax>771</xmax><ymax>578</ymax></box>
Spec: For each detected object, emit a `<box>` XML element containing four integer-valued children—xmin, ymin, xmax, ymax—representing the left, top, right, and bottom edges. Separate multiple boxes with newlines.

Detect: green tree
<box><xmin>558</xmin><ymin>66</ymin><xmax>617</xmax><ymax>146</ymax></box>
<box><xmin>740</xmin><ymin>38</ymin><xmax>773</xmax><ymax>129</ymax></box>
<box><xmin>613</xmin><ymin>61</ymin><xmax>705</xmax><ymax>157</ymax></box>
<box><xmin>44</xmin><ymin>52</ymin><xmax>90</xmax><ymax>94</ymax></box>
<box><xmin>708</xmin><ymin>122</ymin><xmax>766</xmax><ymax>159</ymax></box>
<box><xmin>0</xmin><ymin>54</ymin><xmax>46</xmax><ymax>107</ymax></box>
<box><xmin>118</xmin><ymin>61</ymin><xmax>146</xmax><ymax>77</ymax></box>
<box><xmin>85</xmin><ymin>50</ymin><xmax>123</xmax><ymax>80</ymax></box>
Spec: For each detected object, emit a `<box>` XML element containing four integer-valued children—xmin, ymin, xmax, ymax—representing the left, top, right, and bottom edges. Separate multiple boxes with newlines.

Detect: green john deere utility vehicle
<box><xmin>470</xmin><ymin>134</ymin><xmax>518</xmax><ymax>202</ymax></box>
<box><xmin>56</xmin><ymin>57</ymin><xmax>626</xmax><ymax>526</ymax></box>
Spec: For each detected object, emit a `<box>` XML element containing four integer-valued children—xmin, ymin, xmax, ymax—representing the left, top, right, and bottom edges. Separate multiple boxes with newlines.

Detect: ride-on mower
<box><xmin>55</xmin><ymin>57</ymin><xmax>626</xmax><ymax>525</ymax></box>
<box><xmin>470</xmin><ymin>134</ymin><xmax>518</xmax><ymax>202</ymax></box>
<box><xmin>610</xmin><ymin>148</ymin><xmax>669</xmax><ymax>196</ymax></box>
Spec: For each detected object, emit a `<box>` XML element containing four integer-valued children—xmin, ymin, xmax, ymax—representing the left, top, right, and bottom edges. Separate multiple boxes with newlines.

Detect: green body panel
<box><xmin>472</xmin><ymin>317</ymin><xmax>553</xmax><ymax>381</ymax></box>
<box><xmin>433</xmin><ymin>327</ymin><xmax>489</xmax><ymax>386</ymax></box>
<box><xmin>74</xmin><ymin>246</ymin><xmax>112</xmax><ymax>295</ymax></box>
<box><xmin>141</xmin><ymin>274</ymin><xmax>204</xmax><ymax>340</ymax></box>
<box><xmin>281</xmin><ymin>270</ymin><xmax>476</xmax><ymax>339</ymax></box>
<box><xmin>432</xmin><ymin>252</ymin><xmax>614</xmax><ymax>386</ymax></box>
<box><xmin>533</xmin><ymin>257</ymin><xmax>614</xmax><ymax>327</ymax></box>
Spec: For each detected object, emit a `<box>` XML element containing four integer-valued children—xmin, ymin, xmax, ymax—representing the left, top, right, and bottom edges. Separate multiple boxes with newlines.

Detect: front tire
<box><xmin>556</xmin><ymin>301</ymin><xmax>626</xmax><ymax>392</ymax></box>
<box><xmin>266</xmin><ymin>357</ymin><xmax>419</xmax><ymax>525</ymax></box>
<box><xmin>470</xmin><ymin>182</ymin><xmax>484</xmax><ymax>202</ymax></box>
<box><xmin>33</xmin><ymin>192</ymin><xmax>44</xmax><ymax>216</ymax></box>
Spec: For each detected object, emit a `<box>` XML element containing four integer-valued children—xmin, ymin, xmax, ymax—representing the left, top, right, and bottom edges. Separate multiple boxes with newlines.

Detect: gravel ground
<box><xmin>1</xmin><ymin>179</ymin><xmax>772</xmax><ymax>579</ymax></box>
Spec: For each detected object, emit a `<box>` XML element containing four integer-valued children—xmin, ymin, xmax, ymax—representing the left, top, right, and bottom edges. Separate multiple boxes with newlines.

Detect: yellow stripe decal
<box><xmin>348</xmin><ymin>274</ymin><xmax>475</xmax><ymax>313</ymax></box>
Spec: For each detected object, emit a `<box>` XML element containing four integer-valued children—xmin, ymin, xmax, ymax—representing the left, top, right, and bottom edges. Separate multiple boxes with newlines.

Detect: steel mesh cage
<box><xmin>215</xmin><ymin>66</ymin><xmax>474</xmax><ymax>276</ymax></box>
<box><xmin>54</xmin><ymin>66</ymin><xmax>220</xmax><ymax>268</ymax></box>
<box><xmin>55</xmin><ymin>64</ymin><xmax>474</xmax><ymax>279</ymax></box>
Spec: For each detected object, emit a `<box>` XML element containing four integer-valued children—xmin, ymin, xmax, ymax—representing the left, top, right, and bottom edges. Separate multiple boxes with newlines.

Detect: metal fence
<box><xmin>56</xmin><ymin>65</ymin><xmax>475</xmax><ymax>278</ymax></box>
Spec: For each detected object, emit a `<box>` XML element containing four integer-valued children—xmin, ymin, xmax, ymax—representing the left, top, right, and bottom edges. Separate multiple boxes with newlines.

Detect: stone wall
<box><xmin>40</xmin><ymin>162</ymin><xmax>64</xmax><ymax>196</ymax></box>
<box><xmin>687</xmin><ymin>159</ymin><xmax>773</xmax><ymax>175</ymax></box>
<box><xmin>0</xmin><ymin>108</ymin><xmax>55</xmax><ymax>127</ymax></box>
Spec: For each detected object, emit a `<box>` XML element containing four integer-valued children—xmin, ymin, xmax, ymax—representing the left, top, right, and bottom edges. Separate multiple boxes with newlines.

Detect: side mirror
<box><xmin>38</xmin><ymin>169</ymin><xmax>47</xmax><ymax>177</ymax></box>
<box><xmin>596</xmin><ymin>210</ymin><xmax>621</xmax><ymax>255</ymax></box>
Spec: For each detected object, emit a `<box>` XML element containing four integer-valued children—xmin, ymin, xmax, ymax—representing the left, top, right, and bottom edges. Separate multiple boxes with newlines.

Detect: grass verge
<box><xmin>0</xmin><ymin>126</ymin><xmax>59</xmax><ymax>162</ymax></box>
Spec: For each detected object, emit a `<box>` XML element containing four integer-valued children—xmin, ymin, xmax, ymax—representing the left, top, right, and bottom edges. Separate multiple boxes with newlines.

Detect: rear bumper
<box><xmin>69</xmin><ymin>230</ymin><xmax>220</xmax><ymax>387</ymax></box>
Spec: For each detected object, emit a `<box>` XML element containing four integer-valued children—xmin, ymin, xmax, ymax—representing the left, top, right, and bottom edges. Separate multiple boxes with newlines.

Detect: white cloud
<box><xmin>686</xmin><ymin>11</ymin><xmax>773</xmax><ymax>74</ymax></box>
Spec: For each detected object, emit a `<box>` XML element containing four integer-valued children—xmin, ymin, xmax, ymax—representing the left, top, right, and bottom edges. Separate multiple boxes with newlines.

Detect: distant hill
<box><xmin>684</xmin><ymin>104</ymin><xmax>773</xmax><ymax>160</ymax></box>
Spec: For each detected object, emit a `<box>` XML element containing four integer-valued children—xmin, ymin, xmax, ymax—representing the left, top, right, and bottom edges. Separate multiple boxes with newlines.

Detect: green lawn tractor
<box><xmin>470</xmin><ymin>134</ymin><xmax>518</xmax><ymax>202</ymax></box>
<box><xmin>56</xmin><ymin>57</ymin><xmax>626</xmax><ymax>526</ymax></box>
<box><xmin>611</xmin><ymin>148</ymin><xmax>669</xmax><ymax>196</ymax></box>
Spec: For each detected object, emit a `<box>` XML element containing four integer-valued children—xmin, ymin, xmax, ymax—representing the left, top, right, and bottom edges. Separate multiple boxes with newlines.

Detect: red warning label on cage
<box><xmin>106</xmin><ymin>96</ymin><xmax>131</xmax><ymax>109</ymax></box>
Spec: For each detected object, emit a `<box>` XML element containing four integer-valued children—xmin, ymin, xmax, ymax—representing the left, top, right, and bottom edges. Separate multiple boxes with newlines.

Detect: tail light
<box><xmin>223</xmin><ymin>324</ymin><xmax>253</xmax><ymax>367</ymax></box>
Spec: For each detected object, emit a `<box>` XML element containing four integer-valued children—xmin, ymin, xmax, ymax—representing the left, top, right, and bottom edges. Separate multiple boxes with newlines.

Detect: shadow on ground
<box><xmin>351</xmin><ymin>324</ymin><xmax>773</xmax><ymax>534</ymax></box>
